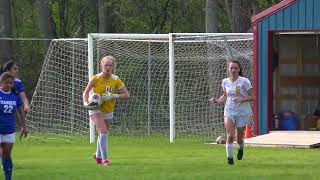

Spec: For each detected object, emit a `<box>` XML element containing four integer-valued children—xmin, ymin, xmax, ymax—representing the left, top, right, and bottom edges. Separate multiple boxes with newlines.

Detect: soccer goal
<box><xmin>27</xmin><ymin>33</ymin><xmax>253</xmax><ymax>143</ymax></box>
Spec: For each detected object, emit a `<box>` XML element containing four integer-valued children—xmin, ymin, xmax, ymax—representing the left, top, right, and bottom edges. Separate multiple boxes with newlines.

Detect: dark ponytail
<box><xmin>229</xmin><ymin>60</ymin><xmax>243</xmax><ymax>76</ymax></box>
<box><xmin>0</xmin><ymin>60</ymin><xmax>16</xmax><ymax>75</ymax></box>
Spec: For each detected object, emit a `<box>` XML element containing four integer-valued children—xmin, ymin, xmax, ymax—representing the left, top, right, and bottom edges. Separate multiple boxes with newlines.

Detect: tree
<box><xmin>58</xmin><ymin>0</ymin><xmax>68</xmax><ymax>37</ymax></box>
<box><xmin>151</xmin><ymin>0</ymin><xmax>170</xmax><ymax>33</ymax></box>
<box><xmin>97</xmin><ymin>0</ymin><xmax>117</xmax><ymax>33</ymax></box>
<box><xmin>55</xmin><ymin>0</ymin><xmax>89</xmax><ymax>38</ymax></box>
<box><xmin>206</xmin><ymin>0</ymin><xmax>219</xmax><ymax>32</ymax></box>
<box><xmin>224</xmin><ymin>0</ymin><xmax>252</xmax><ymax>32</ymax></box>
<box><xmin>36</xmin><ymin>0</ymin><xmax>58</xmax><ymax>48</ymax></box>
<box><xmin>0</xmin><ymin>0</ymin><xmax>14</xmax><ymax>62</ymax></box>
<box><xmin>75</xmin><ymin>3</ymin><xmax>86</xmax><ymax>37</ymax></box>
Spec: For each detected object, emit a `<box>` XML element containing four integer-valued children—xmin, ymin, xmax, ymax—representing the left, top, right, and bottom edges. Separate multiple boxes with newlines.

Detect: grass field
<box><xmin>3</xmin><ymin>135</ymin><xmax>319</xmax><ymax>180</ymax></box>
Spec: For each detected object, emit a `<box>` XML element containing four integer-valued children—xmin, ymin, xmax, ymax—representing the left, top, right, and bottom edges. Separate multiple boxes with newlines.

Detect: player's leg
<box><xmin>236</xmin><ymin>115</ymin><xmax>250</xmax><ymax>160</ymax></box>
<box><xmin>92</xmin><ymin>113</ymin><xmax>113</xmax><ymax>166</ymax></box>
<box><xmin>224</xmin><ymin>116</ymin><xmax>235</xmax><ymax>165</ymax></box>
<box><xmin>105</xmin><ymin>120</ymin><xmax>111</xmax><ymax>131</ymax></box>
<box><xmin>236</xmin><ymin>126</ymin><xmax>245</xmax><ymax>160</ymax></box>
<box><xmin>94</xmin><ymin>132</ymin><xmax>102</xmax><ymax>164</ymax></box>
<box><xmin>1</xmin><ymin>133</ymin><xmax>15</xmax><ymax>180</ymax></box>
<box><xmin>91</xmin><ymin>113</ymin><xmax>107</xmax><ymax>164</ymax></box>
<box><xmin>89</xmin><ymin>114</ymin><xmax>102</xmax><ymax>164</ymax></box>
<box><xmin>99</xmin><ymin>113</ymin><xmax>113</xmax><ymax>166</ymax></box>
<box><xmin>0</xmin><ymin>142</ymin><xmax>2</xmax><ymax>168</ymax></box>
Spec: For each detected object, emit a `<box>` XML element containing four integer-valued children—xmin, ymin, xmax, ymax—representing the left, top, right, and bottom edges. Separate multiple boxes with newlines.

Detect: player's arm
<box><xmin>102</xmin><ymin>77</ymin><xmax>130</xmax><ymax>101</ymax></box>
<box><xmin>242</xmin><ymin>79</ymin><xmax>254</xmax><ymax>102</ymax></box>
<box><xmin>236</xmin><ymin>88</ymin><xmax>254</xmax><ymax>102</ymax></box>
<box><xmin>16</xmin><ymin>81</ymin><xmax>30</xmax><ymax>113</ymax></box>
<box><xmin>83</xmin><ymin>80</ymin><xmax>100</xmax><ymax>110</ymax></box>
<box><xmin>116</xmin><ymin>78</ymin><xmax>130</xmax><ymax>99</ymax></box>
<box><xmin>102</xmin><ymin>86</ymin><xmax>129</xmax><ymax>101</ymax></box>
<box><xmin>19</xmin><ymin>92</ymin><xmax>30</xmax><ymax>113</ymax></box>
<box><xmin>117</xmin><ymin>86</ymin><xmax>130</xmax><ymax>99</ymax></box>
<box><xmin>209</xmin><ymin>87</ymin><xmax>227</xmax><ymax>104</ymax></box>
<box><xmin>17</xmin><ymin>105</ymin><xmax>28</xmax><ymax>139</ymax></box>
<box><xmin>83</xmin><ymin>80</ymin><xmax>93</xmax><ymax>104</ymax></box>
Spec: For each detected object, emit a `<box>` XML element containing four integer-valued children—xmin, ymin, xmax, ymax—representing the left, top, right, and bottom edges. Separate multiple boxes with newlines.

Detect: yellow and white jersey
<box><xmin>91</xmin><ymin>73</ymin><xmax>125</xmax><ymax>113</ymax></box>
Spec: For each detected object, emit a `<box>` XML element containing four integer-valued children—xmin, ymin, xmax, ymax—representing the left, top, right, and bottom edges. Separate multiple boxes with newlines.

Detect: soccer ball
<box><xmin>88</xmin><ymin>93</ymin><xmax>102</xmax><ymax>106</ymax></box>
<box><xmin>215</xmin><ymin>135</ymin><xmax>226</xmax><ymax>144</ymax></box>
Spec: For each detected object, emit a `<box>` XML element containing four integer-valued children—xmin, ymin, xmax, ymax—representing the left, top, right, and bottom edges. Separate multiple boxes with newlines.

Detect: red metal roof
<box><xmin>251</xmin><ymin>0</ymin><xmax>297</xmax><ymax>23</ymax></box>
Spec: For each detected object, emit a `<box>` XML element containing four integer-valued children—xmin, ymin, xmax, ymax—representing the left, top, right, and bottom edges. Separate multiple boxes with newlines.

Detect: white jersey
<box><xmin>222</xmin><ymin>76</ymin><xmax>252</xmax><ymax>116</ymax></box>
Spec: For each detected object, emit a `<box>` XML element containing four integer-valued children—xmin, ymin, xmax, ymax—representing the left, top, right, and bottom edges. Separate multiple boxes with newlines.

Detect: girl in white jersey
<box><xmin>209</xmin><ymin>60</ymin><xmax>254</xmax><ymax>165</ymax></box>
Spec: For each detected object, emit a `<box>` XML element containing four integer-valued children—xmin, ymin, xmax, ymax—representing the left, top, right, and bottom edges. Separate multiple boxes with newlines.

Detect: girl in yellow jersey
<box><xmin>83</xmin><ymin>56</ymin><xmax>130</xmax><ymax>166</ymax></box>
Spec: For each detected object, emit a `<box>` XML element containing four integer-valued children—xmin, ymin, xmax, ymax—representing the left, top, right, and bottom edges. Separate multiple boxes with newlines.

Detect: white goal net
<box><xmin>27</xmin><ymin>39</ymin><xmax>89</xmax><ymax>140</ymax></box>
<box><xmin>27</xmin><ymin>33</ymin><xmax>253</xmax><ymax>142</ymax></box>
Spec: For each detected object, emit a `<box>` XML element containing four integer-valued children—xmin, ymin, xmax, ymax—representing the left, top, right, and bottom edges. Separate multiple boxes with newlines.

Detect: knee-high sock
<box><xmin>226</xmin><ymin>143</ymin><xmax>234</xmax><ymax>158</ymax></box>
<box><xmin>2</xmin><ymin>158</ymin><xmax>13</xmax><ymax>180</ymax></box>
<box><xmin>99</xmin><ymin>133</ymin><xmax>108</xmax><ymax>160</ymax></box>
<box><xmin>238</xmin><ymin>143</ymin><xmax>244</xmax><ymax>150</ymax></box>
<box><xmin>96</xmin><ymin>135</ymin><xmax>101</xmax><ymax>158</ymax></box>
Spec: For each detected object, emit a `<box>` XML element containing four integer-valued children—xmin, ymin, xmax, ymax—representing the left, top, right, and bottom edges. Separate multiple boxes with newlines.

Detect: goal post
<box><xmin>87</xmin><ymin>33</ymin><xmax>170</xmax><ymax>143</ymax></box>
<box><xmin>27</xmin><ymin>33</ymin><xmax>253</xmax><ymax>143</ymax></box>
<box><xmin>170</xmin><ymin>33</ymin><xmax>253</xmax><ymax>142</ymax></box>
<box><xmin>87</xmin><ymin>34</ymin><xmax>95</xmax><ymax>143</ymax></box>
<box><xmin>87</xmin><ymin>33</ymin><xmax>253</xmax><ymax>143</ymax></box>
<box><xmin>168</xmin><ymin>33</ymin><xmax>175</xmax><ymax>143</ymax></box>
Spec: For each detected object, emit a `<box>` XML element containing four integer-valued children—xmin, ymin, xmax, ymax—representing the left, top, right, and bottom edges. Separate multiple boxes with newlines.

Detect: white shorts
<box><xmin>89</xmin><ymin>110</ymin><xmax>113</xmax><ymax>121</ymax></box>
<box><xmin>225</xmin><ymin>115</ymin><xmax>250</xmax><ymax>128</ymax></box>
<box><xmin>0</xmin><ymin>133</ymin><xmax>16</xmax><ymax>143</ymax></box>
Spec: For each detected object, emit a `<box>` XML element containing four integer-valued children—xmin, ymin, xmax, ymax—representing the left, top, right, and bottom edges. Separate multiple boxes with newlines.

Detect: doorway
<box><xmin>271</xmin><ymin>32</ymin><xmax>320</xmax><ymax>131</ymax></box>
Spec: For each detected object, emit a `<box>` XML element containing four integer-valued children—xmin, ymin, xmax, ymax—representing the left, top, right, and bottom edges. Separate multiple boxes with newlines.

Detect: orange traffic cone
<box><xmin>245</xmin><ymin>124</ymin><xmax>252</xmax><ymax>139</ymax></box>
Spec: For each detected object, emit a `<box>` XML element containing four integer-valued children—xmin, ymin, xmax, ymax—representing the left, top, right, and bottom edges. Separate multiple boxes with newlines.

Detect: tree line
<box><xmin>0</xmin><ymin>0</ymin><xmax>281</xmax><ymax>97</ymax></box>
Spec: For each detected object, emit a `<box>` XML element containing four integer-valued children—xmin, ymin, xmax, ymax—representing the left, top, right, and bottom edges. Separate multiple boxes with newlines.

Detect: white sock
<box><xmin>99</xmin><ymin>133</ymin><xmax>108</xmax><ymax>160</ymax></box>
<box><xmin>226</xmin><ymin>143</ymin><xmax>234</xmax><ymax>158</ymax></box>
<box><xmin>238</xmin><ymin>143</ymin><xmax>244</xmax><ymax>150</ymax></box>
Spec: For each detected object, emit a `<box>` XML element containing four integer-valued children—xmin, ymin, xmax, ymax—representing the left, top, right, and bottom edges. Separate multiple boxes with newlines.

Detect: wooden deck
<box><xmin>244</xmin><ymin>131</ymin><xmax>320</xmax><ymax>148</ymax></box>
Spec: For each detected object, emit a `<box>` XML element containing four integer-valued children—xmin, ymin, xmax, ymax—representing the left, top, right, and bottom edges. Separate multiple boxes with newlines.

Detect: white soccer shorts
<box><xmin>225</xmin><ymin>115</ymin><xmax>250</xmax><ymax>128</ymax></box>
<box><xmin>88</xmin><ymin>110</ymin><xmax>113</xmax><ymax>121</ymax></box>
<box><xmin>0</xmin><ymin>133</ymin><xmax>16</xmax><ymax>143</ymax></box>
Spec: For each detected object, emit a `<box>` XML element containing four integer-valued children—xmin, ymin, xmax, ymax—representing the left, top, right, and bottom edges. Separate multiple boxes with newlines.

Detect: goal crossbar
<box><xmin>87</xmin><ymin>33</ymin><xmax>253</xmax><ymax>143</ymax></box>
<box><xmin>25</xmin><ymin>33</ymin><xmax>253</xmax><ymax>143</ymax></box>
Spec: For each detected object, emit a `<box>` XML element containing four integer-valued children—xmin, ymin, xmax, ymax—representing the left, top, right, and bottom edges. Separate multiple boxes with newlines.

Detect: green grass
<box><xmin>2</xmin><ymin>135</ymin><xmax>319</xmax><ymax>180</ymax></box>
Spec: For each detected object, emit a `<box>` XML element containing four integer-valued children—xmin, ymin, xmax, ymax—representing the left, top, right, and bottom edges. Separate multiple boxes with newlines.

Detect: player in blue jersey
<box><xmin>0</xmin><ymin>61</ymin><xmax>30</xmax><ymax>113</ymax></box>
<box><xmin>0</xmin><ymin>61</ymin><xmax>29</xmax><ymax>170</ymax></box>
<box><xmin>0</xmin><ymin>72</ymin><xmax>27</xmax><ymax>180</ymax></box>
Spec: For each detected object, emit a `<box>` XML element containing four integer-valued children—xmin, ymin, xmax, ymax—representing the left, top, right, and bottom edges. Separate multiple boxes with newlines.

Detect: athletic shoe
<box><xmin>237</xmin><ymin>149</ymin><xmax>243</xmax><ymax>160</ymax></box>
<box><xmin>102</xmin><ymin>159</ymin><xmax>110</xmax><ymax>166</ymax></box>
<box><xmin>93</xmin><ymin>153</ymin><xmax>102</xmax><ymax>164</ymax></box>
<box><xmin>227</xmin><ymin>157</ymin><xmax>234</xmax><ymax>165</ymax></box>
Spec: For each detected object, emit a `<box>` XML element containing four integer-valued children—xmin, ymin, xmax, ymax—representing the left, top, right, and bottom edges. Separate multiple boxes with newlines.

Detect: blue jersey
<box><xmin>0</xmin><ymin>89</ymin><xmax>22</xmax><ymax>134</ymax></box>
<box><xmin>14</xmin><ymin>78</ymin><xmax>25</xmax><ymax>94</ymax></box>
